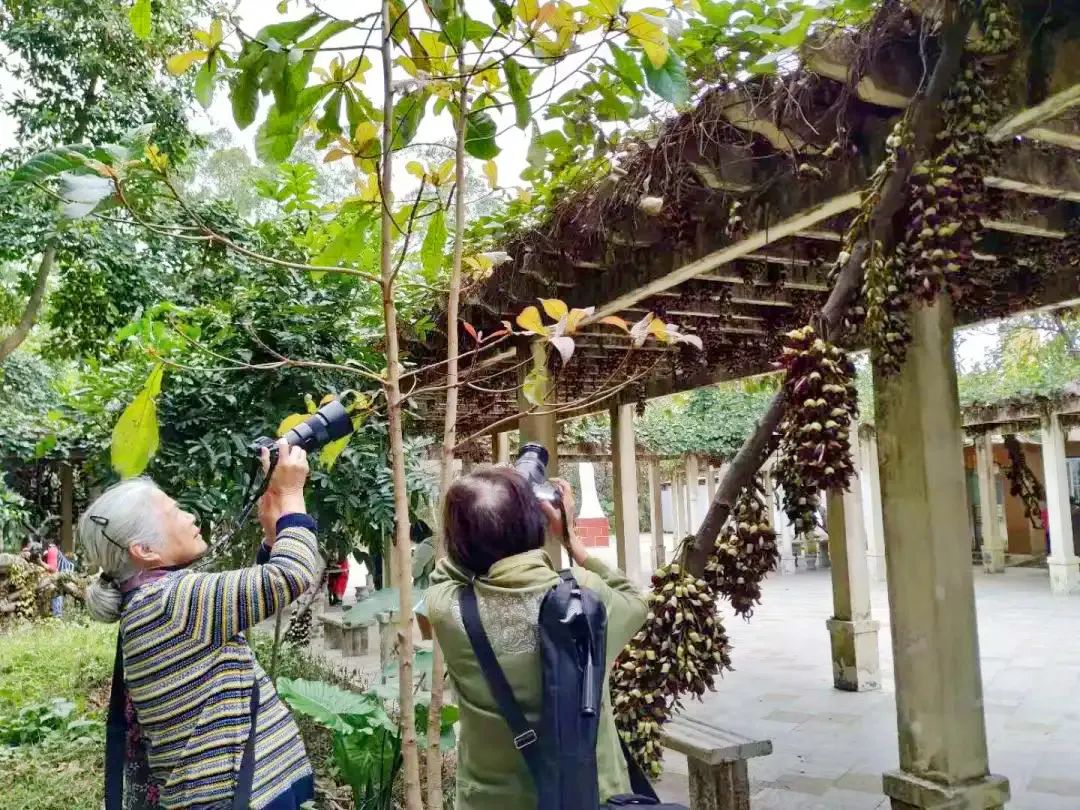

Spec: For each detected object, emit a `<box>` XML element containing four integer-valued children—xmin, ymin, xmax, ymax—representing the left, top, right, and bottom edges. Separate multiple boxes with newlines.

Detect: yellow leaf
<box><xmin>166</xmin><ymin>50</ymin><xmax>208</xmax><ymax>76</ymax></box>
<box><xmin>277</xmin><ymin>413</ymin><xmax>308</xmax><ymax>437</ymax></box>
<box><xmin>406</xmin><ymin>160</ymin><xmax>426</xmax><ymax>180</ymax></box>
<box><xmin>354</xmin><ymin>121</ymin><xmax>379</xmax><ymax>146</ymax></box>
<box><xmin>516</xmin><ymin>305</ymin><xmax>550</xmax><ymax>336</ymax></box>
<box><xmin>600</xmin><ymin>315</ymin><xmax>630</xmax><ymax>332</ymax></box>
<box><xmin>304</xmin><ymin>393</ymin><xmax>317</xmax><ymax>414</ymax></box>
<box><xmin>484</xmin><ymin>159</ymin><xmax>498</xmax><ymax>188</ymax></box>
<box><xmin>319</xmin><ymin>393</ymin><xmax>337</xmax><ymax>406</ymax></box>
<box><xmin>626</xmin><ymin>12</ymin><xmax>669</xmax><ymax>68</ymax></box>
<box><xmin>539</xmin><ymin>298</ymin><xmax>568</xmax><ymax>320</ymax></box>
<box><xmin>320</xmin><ymin>434</ymin><xmax>351</xmax><ymax>470</ymax></box>
<box><xmin>535</xmin><ymin>1</ymin><xmax>558</xmax><ymax>27</ymax></box>
<box><xmin>516</xmin><ymin>0</ymin><xmax>539</xmax><ymax>24</ymax></box>
<box><xmin>565</xmin><ymin>307</ymin><xmax>592</xmax><ymax>334</ymax></box>
<box><xmin>648</xmin><ymin>317</ymin><xmax>671</xmax><ymax>342</ymax></box>
<box><xmin>436</xmin><ymin>159</ymin><xmax>455</xmax><ymax>185</ymax></box>
<box><xmin>396</xmin><ymin>55</ymin><xmax>420</xmax><ymax>78</ymax></box>
<box><xmin>208</xmin><ymin>18</ymin><xmax>224</xmax><ymax>46</ymax></box>
<box><xmin>586</xmin><ymin>0</ymin><xmax>620</xmax><ymax>18</ymax></box>
<box><xmin>324</xmin><ymin>148</ymin><xmax>349</xmax><ymax>163</ymax></box>
<box><xmin>110</xmin><ymin>364</ymin><xmax>165</xmax><ymax>479</ymax></box>
<box><xmin>357</xmin><ymin>173</ymin><xmax>380</xmax><ymax>201</ymax></box>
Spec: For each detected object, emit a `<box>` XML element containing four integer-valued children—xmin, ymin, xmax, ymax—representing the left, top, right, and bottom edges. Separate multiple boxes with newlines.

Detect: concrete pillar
<box><xmin>873</xmin><ymin>297</ymin><xmax>1008</xmax><ymax>809</ymax></box>
<box><xmin>1041</xmin><ymin>412</ymin><xmax>1080</xmax><ymax>594</ymax></box>
<box><xmin>974</xmin><ymin>433</ymin><xmax>1006</xmax><ymax>574</ymax></box>
<box><xmin>705</xmin><ymin>464</ymin><xmax>718</xmax><ymax>502</ymax></box>
<box><xmin>611</xmin><ymin>403</ymin><xmax>642</xmax><ymax>582</ymax></box>
<box><xmin>765</xmin><ymin>462</ymin><xmax>797</xmax><ymax>574</ymax></box>
<box><xmin>60</xmin><ymin>462</ymin><xmax>74</xmax><ymax>554</ymax></box>
<box><xmin>859</xmin><ymin>426</ymin><xmax>887</xmax><ymax>583</ymax></box>
<box><xmin>826</xmin><ymin>433</ymin><xmax>881</xmax><ymax>692</ymax></box>
<box><xmin>673</xmin><ymin>472</ymin><xmax>686</xmax><ymax>541</ymax></box>
<box><xmin>648</xmin><ymin>459</ymin><xmax>665</xmax><ymax>569</ymax></box>
<box><xmin>518</xmin><ymin>341</ymin><xmax>562</xmax><ymax>567</ymax></box>
<box><xmin>492</xmin><ymin>431</ymin><xmax>510</xmax><ymax>465</ymax></box>
<box><xmin>685</xmin><ymin>455</ymin><xmax>701</xmax><ymax>530</ymax></box>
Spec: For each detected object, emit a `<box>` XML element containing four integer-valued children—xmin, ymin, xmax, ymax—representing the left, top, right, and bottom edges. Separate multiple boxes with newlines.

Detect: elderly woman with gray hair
<box><xmin>80</xmin><ymin>440</ymin><xmax>320</xmax><ymax>810</ymax></box>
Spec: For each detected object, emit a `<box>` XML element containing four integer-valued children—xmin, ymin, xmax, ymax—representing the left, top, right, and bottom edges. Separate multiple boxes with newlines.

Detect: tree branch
<box><xmin>685</xmin><ymin>3</ymin><xmax>975</xmax><ymax>577</ymax></box>
<box><xmin>0</xmin><ymin>245</ymin><xmax>56</xmax><ymax>362</ymax></box>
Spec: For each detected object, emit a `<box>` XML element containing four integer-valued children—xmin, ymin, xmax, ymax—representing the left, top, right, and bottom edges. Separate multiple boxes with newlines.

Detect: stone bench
<box><xmin>661</xmin><ymin>716</ymin><xmax>772</xmax><ymax>810</ymax></box>
<box><xmin>318</xmin><ymin>612</ymin><xmax>372</xmax><ymax>656</ymax></box>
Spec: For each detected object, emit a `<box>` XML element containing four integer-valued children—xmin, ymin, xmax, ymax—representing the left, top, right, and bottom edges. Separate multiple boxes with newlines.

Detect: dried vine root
<box><xmin>772</xmin><ymin>326</ymin><xmax>858</xmax><ymax>535</ymax></box>
<box><xmin>1003</xmin><ymin>434</ymin><xmax>1045</xmax><ymax>530</ymax></box>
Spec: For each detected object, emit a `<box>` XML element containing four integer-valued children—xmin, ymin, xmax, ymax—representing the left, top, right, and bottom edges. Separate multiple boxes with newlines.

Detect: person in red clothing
<box><xmin>326</xmin><ymin>556</ymin><xmax>349</xmax><ymax>606</ymax></box>
<box><xmin>42</xmin><ymin>540</ymin><xmax>63</xmax><ymax>617</ymax></box>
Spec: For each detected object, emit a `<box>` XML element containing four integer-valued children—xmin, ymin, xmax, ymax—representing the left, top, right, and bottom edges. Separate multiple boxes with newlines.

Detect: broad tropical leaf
<box><xmin>11</xmin><ymin>145</ymin><xmax>117</xmax><ymax>186</ymax></box>
<box><xmin>276</xmin><ymin>678</ymin><xmax>384</xmax><ymax>735</ymax></box>
<box><xmin>464</xmin><ymin>111</ymin><xmax>499</xmax><ymax>159</ymax></box>
<box><xmin>391</xmin><ymin>91</ymin><xmax>429</xmax><ymax>149</ymax></box>
<box><xmin>111</xmin><ymin>364</ymin><xmax>164</xmax><ymax>479</ymax></box>
<box><xmin>516</xmin><ymin>305</ymin><xmax>549</xmax><ymax>336</ymax></box>
<box><xmin>643</xmin><ymin>52</ymin><xmax>689</xmax><ymax>106</ymax></box>
<box><xmin>166</xmin><ymin>50</ymin><xmax>207</xmax><ymax>76</ymax></box>
<box><xmin>539</xmin><ymin>298</ymin><xmax>568</xmax><ymax>320</ymax></box>
<box><xmin>129</xmin><ymin>0</ymin><xmax>152</xmax><ymax>39</ymax></box>
<box><xmin>277</xmin><ymin>413</ymin><xmax>308</xmax><ymax>437</ymax></box>
<box><xmin>503</xmin><ymin>58</ymin><xmax>532</xmax><ymax>129</ymax></box>
<box><xmin>421</xmin><ymin>208</ymin><xmax>447</xmax><ymax>278</ymax></box>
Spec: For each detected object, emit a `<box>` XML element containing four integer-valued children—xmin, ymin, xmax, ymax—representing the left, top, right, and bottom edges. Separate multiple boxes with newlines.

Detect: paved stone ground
<box><xmin>653</xmin><ymin>565</ymin><xmax>1080</xmax><ymax>810</ymax></box>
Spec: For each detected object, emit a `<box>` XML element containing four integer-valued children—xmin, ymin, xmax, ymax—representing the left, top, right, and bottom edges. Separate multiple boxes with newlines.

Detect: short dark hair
<box><xmin>443</xmin><ymin>466</ymin><xmax>546</xmax><ymax>575</ymax></box>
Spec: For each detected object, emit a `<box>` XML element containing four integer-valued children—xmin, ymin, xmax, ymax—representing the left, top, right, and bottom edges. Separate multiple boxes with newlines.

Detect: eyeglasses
<box><xmin>88</xmin><ymin>515</ymin><xmax>128</xmax><ymax>552</ymax></box>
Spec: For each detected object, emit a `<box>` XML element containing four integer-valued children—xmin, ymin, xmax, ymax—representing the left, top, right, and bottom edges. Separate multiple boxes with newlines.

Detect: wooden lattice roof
<box><xmin>413</xmin><ymin>1</ymin><xmax>1080</xmax><ymax>439</ymax></box>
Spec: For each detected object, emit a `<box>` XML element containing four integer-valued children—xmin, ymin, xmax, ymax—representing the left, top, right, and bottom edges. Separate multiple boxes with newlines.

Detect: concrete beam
<box><xmin>611</xmin><ymin>402</ymin><xmax>642</xmax><ymax>582</ymax></box>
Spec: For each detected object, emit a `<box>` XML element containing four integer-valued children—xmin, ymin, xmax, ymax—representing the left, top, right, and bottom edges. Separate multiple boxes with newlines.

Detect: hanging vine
<box><xmin>1003</xmin><ymin>434</ymin><xmax>1045</xmax><ymax>530</ymax></box>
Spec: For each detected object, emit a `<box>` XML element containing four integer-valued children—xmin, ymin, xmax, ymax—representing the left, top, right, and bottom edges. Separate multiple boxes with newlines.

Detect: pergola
<box><xmin>413</xmin><ymin>4</ymin><xmax>1079</xmax><ymax>809</ymax></box>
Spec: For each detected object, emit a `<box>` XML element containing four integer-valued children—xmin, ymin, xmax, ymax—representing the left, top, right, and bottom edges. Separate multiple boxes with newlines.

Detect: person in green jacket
<box><xmin>418</xmin><ymin>466</ymin><xmax>648</xmax><ymax>810</ymax></box>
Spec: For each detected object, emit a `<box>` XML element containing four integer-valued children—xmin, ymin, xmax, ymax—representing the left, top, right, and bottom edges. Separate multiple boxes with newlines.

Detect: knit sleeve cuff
<box><xmin>276</xmin><ymin>513</ymin><xmax>318</xmax><ymax>534</ymax></box>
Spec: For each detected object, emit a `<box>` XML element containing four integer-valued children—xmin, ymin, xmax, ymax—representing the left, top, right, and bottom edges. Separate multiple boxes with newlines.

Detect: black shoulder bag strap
<box><xmin>105</xmin><ymin>633</ymin><xmax>260</xmax><ymax>809</ymax></box>
<box><xmin>458</xmin><ymin>585</ymin><xmax>546</xmax><ymax>788</ymax></box>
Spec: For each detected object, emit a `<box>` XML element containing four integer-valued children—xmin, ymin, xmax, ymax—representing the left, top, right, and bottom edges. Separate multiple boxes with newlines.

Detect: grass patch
<box><xmin>0</xmin><ymin>616</ymin><xmax>115</xmax><ymax>810</ymax></box>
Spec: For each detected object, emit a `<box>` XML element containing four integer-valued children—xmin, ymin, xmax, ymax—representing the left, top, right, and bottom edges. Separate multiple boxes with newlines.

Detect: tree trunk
<box><xmin>0</xmin><ymin>245</ymin><xmax>55</xmax><ymax>361</ymax></box>
<box><xmin>380</xmin><ymin>3</ymin><xmax>422</xmax><ymax>808</ymax></box>
<box><xmin>425</xmin><ymin>44</ymin><xmax>469</xmax><ymax>810</ymax></box>
<box><xmin>686</xmin><ymin>2</ymin><xmax>974</xmax><ymax>577</ymax></box>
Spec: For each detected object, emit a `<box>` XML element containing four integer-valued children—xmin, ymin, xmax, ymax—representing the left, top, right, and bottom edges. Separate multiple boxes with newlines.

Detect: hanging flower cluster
<box><xmin>611</xmin><ymin>562</ymin><xmax>733</xmax><ymax>775</ymax></box>
<box><xmin>772</xmin><ymin>326</ymin><xmax>858</xmax><ymax>535</ymax></box>
<box><xmin>1003</xmin><ymin>435</ymin><xmax>1045</xmax><ymax>530</ymax></box>
<box><xmin>705</xmin><ymin>479</ymin><xmax>778</xmax><ymax>618</ymax></box>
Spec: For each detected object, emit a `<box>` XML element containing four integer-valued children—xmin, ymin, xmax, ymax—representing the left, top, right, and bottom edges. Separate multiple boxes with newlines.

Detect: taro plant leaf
<box><xmin>129</xmin><ymin>0</ymin><xmax>152</xmax><ymax>39</ymax></box>
<box><xmin>503</xmin><ymin>57</ymin><xmax>532</xmax><ymax>129</ymax></box>
<box><xmin>333</xmin><ymin>726</ymin><xmax>400</xmax><ymax>807</ymax></box>
<box><xmin>464</xmin><ymin>111</ymin><xmax>500</xmax><ymax>159</ymax></box>
<box><xmin>642</xmin><ymin>52</ymin><xmax>689</xmax><ymax>106</ymax></box>
<box><xmin>276</xmin><ymin>677</ymin><xmax>384</xmax><ymax>736</ymax></box>
<box><xmin>111</xmin><ymin>363</ymin><xmax>164</xmax><ymax>478</ymax></box>
<box><xmin>421</xmin><ymin>207</ymin><xmax>447</xmax><ymax>278</ymax></box>
<box><xmin>414</xmin><ymin>698</ymin><xmax>459</xmax><ymax>752</ymax></box>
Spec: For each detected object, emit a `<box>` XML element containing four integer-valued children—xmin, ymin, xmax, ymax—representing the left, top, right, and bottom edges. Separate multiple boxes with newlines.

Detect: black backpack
<box><xmin>459</xmin><ymin>571</ymin><xmax>687</xmax><ymax>810</ymax></box>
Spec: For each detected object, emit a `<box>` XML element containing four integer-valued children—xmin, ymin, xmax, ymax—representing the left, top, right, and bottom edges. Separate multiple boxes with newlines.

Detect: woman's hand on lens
<box><xmin>540</xmin><ymin>479</ymin><xmax>588</xmax><ymax>566</ymax></box>
<box><xmin>260</xmin><ymin>439</ymin><xmax>309</xmax><ymax>521</ymax></box>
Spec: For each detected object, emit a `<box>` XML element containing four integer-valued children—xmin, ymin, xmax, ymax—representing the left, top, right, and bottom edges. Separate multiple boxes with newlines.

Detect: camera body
<box><xmin>249</xmin><ymin>399</ymin><xmax>354</xmax><ymax>459</ymax></box>
<box><xmin>514</xmin><ymin>442</ymin><xmax>561</xmax><ymax>504</ymax></box>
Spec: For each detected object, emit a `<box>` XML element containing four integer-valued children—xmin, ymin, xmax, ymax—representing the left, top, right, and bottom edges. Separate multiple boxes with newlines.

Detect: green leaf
<box><xmin>256</xmin><ymin>85</ymin><xmax>332</xmax><ymax>162</ymax></box>
<box><xmin>421</xmin><ymin>207</ymin><xmax>447</xmax><ymax>278</ymax></box>
<box><xmin>10</xmin><ymin>144</ymin><xmax>116</xmax><ymax>186</ymax></box>
<box><xmin>256</xmin><ymin>13</ymin><xmax>322</xmax><ymax>46</ymax></box>
<box><xmin>522</xmin><ymin>366</ymin><xmax>550</xmax><ymax>406</ymax></box>
<box><xmin>503</xmin><ymin>58</ymin><xmax>532</xmax><ymax>129</ymax></box>
<box><xmin>231</xmin><ymin>67</ymin><xmax>260</xmax><ymax>130</ymax></box>
<box><xmin>391</xmin><ymin>91</ymin><xmax>429</xmax><ymax>150</ymax></box>
<box><xmin>345</xmin><ymin>88</ymin><xmax>376</xmax><ymax>132</ymax></box>
<box><xmin>426</xmin><ymin>0</ymin><xmax>453</xmax><ymax>22</ymax></box>
<box><xmin>129</xmin><ymin>0</ymin><xmax>152</xmax><ymax>39</ymax></box>
<box><xmin>111</xmin><ymin>364</ymin><xmax>164</xmax><ymax>479</ymax></box>
<box><xmin>464</xmin><ymin>111</ymin><xmax>500</xmax><ymax>159</ymax></box>
<box><xmin>312</xmin><ymin>212</ymin><xmax>377</xmax><ymax>275</ymax></box>
<box><xmin>491</xmin><ymin>0</ymin><xmax>514</xmax><ymax>26</ymax></box>
<box><xmin>642</xmin><ymin>52</ymin><xmax>689</xmax><ymax>106</ymax></box>
<box><xmin>277</xmin><ymin>678</ymin><xmax>383</xmax><ymax>735</ymax></box>
<box><xmin>443</xmin><ymin>15</ymin><xmax>495</xmax><ymax>47</ymax></box>
<box><xmin>194</xmin><ymin>60</ymin><xmax>215</xmax><ymax>109</ymax></box>
<box><xmin>526</xmin><ymin>124</ymin><xmax>546</xmax><ymax>170</ymax></box>
<box><xmin>608</xmin><ymin>43</ymin><xmax>644</xmax><ymax>91</ymax></box>
<box><xmin>317</xmin><ymin>90</ymin><xmax>343</xmax><ymax>139</ymax></box>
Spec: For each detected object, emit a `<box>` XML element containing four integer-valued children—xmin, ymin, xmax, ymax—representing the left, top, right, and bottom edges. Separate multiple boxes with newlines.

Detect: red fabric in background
<box><xmin>328</xmin><ymin>559</ymin><xmax>349</xmax><ymax>598</ymax></box>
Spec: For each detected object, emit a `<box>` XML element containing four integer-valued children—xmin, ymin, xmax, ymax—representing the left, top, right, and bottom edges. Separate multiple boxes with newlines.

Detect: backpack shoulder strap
<box><xmin>457</xmin><ymin>585</ymin><xmax>545</xmax><ymax>787</ymax></box>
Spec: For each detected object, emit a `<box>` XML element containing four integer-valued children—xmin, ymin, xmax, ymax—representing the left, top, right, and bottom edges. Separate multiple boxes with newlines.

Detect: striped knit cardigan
<box><xmin>120</xmin><ymin>514</ymin><xmax>321</xmax><ymax>808</ymax></box>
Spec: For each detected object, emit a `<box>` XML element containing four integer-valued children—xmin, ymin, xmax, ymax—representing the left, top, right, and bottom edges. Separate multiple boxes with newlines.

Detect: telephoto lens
<box><xmin>249</xmin><ymin>398</ymin><xmax>354</xmax><ymax>458</ymax></box>
<box><xmin>514</xmin><ymin>442</ymin><xmax>560</xmax><ymax>503</ymax></box>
